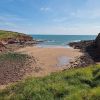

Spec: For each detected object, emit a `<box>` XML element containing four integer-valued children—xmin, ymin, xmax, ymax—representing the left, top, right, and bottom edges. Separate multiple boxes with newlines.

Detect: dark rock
<box><xmin>7</xmin><ymin>39</ymin><xmax>16</xmax><ymax>44</ymax></box>
<box><xmin>69</xmin><ymin>54</ymin><xmax>95</xmax><ymax>68</ymax></box>
<box><xmin>69</xmin><ymin>40</ymin><xmax>95</xmax><ymax>52</ymax></box>
<box><xmin>68</xmin><ymin>38</ymin><xmax>97</xmax><ymax>67</ymax></box>
<box><xmin>95</xmin><ymin>33</ymin><xmax>100</xmax><ymax>48</ymax></box>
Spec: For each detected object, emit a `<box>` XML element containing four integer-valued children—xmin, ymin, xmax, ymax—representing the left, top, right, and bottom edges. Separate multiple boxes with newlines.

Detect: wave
<box><xmin>47</xmin><ymin>40</ymin><xmax>56</xmax><ymax>43</ymax></box>
<box><xmin>36</xmin><ymin>44</ymin><xmax>69</xmax><ymax>48</ymax></box>
<box><xmin>69</xmin><ymin>40</ymin><xmax>81</xmax><ymax>43</ymax></box>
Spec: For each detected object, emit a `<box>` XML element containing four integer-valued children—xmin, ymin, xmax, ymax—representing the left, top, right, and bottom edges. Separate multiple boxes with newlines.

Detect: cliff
<box><xmin>95</xmin><ymin>33</ymin><xmax>100</xmax><ymax>48</ymax></box>
<box><xmin>0</xmin><ymin>30</ymin><xmax>33</xmax><ymax>44</ymax></box>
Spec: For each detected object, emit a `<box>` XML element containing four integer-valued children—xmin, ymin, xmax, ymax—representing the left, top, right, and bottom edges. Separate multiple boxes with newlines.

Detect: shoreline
<box><xmin>16</xmin><ymin>46</ymin><xmax>82</xmax><ymax>77</ymax></box>
<box><xmin>35</xmin><ymin>44</ymin><xmax>72</xmax><ymax>48</ymax></box>
<box><xmin>0</xmin><ymin>39</ymin><xmax>95</xmax><ymax>79</ymax></box>
<box><xmin>0</xmin><ymin>30</ymin><xmax>98</xmax><ymax>87</ymax></box>
<box><xmin>0</xmin><ymin>44</ymin><xmax>83</xmax><ymax>86</ymax></box>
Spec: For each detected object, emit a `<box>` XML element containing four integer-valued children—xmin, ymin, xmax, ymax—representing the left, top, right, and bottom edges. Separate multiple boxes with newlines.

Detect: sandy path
<box><xmin>16</xmin><ymin>46</ymin><xmax>82</xmax><ymax>77</ymax></box>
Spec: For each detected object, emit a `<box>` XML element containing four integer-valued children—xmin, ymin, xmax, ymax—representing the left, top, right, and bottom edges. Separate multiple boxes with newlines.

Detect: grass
<box><xmin>0</xmin><ymin>30</ymin><xmax>32</xmax><ymax>41</ymax></box>
<box><xmin>0</xmin><ymin>30</ymin><xmax>20</xmax><ymax>40</ymax></box>
<box><xmin>0</xmin><ymin>52</ymin><xmax>30</xmax><ymax>85</ymax></box>
<box><xmin>0</xmin><ymin>52</ymin><xmax>28</xmax><ymax>62</ymax></box>
<box><xmin>0</xmin><ymin>64</ymin><xmax>100</xmax><ymax>100</ymax></box>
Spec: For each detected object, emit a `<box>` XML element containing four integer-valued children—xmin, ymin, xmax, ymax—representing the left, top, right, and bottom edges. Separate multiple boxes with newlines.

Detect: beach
<box><xmin>1</xmin><ymin>0</ymin><xmax>100</xmax><ymax>98</ymax></box>
<box><xmin>0</xmin><ymin>31</ymin><xmax>96</xmax><ymax>84</ymax></box>
<box><xmin>16</xmin><ymin>46</ymin><xmax>82</xmax><ymax>77</ymax></box>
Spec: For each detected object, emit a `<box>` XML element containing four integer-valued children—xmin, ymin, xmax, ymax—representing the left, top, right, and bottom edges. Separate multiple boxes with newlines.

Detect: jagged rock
<box><xmin>68</xmin><ymin>35</ymin><xmax>98</xmax><ymax>67</ymax></box>
<box><xmin>69</xmin><ymin>54</ymin><xmax>95</xmax><ymax>68</ymax></box>
<box><xmin>69</xmin><ymin>40</ymin><xmax>95</xmax><ymax>52</ymax></box>
<box><xmin>95</xmin><ymin>33</ymin><xmax>100</xmax><ymax>48</ymax></box>
<box><xmin>16</xmin><ymin>34</ymin><xmax>33</xmax><ymax>42</ymax></box>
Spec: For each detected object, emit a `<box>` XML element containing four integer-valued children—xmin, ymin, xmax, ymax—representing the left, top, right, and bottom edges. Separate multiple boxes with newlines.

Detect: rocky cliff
<box><xmin>0</xmin><ymin>30</ymin><xmax>33</xmax><ymax>44</ymax></box>
<box><xmin>95</xmin><ymin>33</ymin><xmax>100</xmax><ymax>48</ymax></box>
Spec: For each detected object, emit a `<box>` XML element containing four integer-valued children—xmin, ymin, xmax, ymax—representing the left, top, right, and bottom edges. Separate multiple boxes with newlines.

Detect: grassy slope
<box><xmin>0</xmin><ymin>65</ymin><xmax>100</xmax><ymax>100</ymax></box>
<box><xmin>0</xmin><ymin>52</ymin><xmax>27</xmax><ymax>61</ymax></box>
<box><xmin>0</xmin><ymin>30</ymin><xmax>21</xmax><ymax>40</ymax></box>
<box><xmin>0</xmin><ymin>53</ymin><xmax>29</xmax><ymax>85</ymax></box>
<box><xmin>0</xmin><ymin>30</ymin><xmax>32</xmax><ymax>41</ymax></box>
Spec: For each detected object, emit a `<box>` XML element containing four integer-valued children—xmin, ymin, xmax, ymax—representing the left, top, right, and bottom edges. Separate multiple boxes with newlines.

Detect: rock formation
<box><xmin>95</xmin><ymin>33</ymin><xmax>100</xmax><ymax>48</ymax></box>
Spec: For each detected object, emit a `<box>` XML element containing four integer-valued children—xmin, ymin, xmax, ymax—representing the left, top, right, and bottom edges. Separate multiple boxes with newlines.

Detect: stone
<box><xmin>95</xmin><ymin>33</ymin><xmax>100</xmax><ymax>48</ymax></box>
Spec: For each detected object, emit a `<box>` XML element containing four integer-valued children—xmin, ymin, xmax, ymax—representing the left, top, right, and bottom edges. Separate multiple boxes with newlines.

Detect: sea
<box><xmin>31</xmin><ymin>35</ymin><xmax>96</xmax><ymax>48</ymax></box>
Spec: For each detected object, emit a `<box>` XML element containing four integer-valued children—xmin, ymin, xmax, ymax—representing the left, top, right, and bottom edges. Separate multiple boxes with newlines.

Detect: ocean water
<box><xmin>31</xmin><ymin>35</ymin><xmax>96</xmax><ymax>47</ymax></box>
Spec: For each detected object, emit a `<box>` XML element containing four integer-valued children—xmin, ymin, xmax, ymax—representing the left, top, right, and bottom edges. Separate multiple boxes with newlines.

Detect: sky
<box><xmin>0</xmin><ymin>0</ymin><xmax>100</xmax><ymax>35</ymax></box>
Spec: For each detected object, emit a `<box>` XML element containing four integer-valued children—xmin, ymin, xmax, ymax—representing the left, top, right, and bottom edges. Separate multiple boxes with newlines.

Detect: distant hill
<box><xmin>0</xmin><ymin>30</ymin><xmax>33</xmax><ymax>42</ymax></box>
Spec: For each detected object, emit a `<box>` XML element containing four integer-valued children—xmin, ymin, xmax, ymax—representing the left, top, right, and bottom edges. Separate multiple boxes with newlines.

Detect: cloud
<box><xmin>1</xmin><ymin>22</ymin><xmax>100</xmax><ymax>35</ymax></box>
<box><xmin>0</xmin><ymin>14</ymin><xmax>27</xmax><ymax>26</ymax></box>
<box><xmin>71</xmin><ymin>9</ymin><xmax>100</xmax><ymax>19</ymax></box>
<box><xmin>13</xmin><ymin>24</ymin><xmax>99</xmax><ymax>35</ymax></box>
<box><xmin>40</xmin><ymin>7</ymin><xmax>51</xmax><ymax>12</ymax></box>
<box><xmin>53</xmin><ymin>17</ymin><xmax>68</xmax><ymax>22</ymax></box>
<box><xmin>0</xmin><ymin>21</ymin><xmax>16</xmax><ymax>27</ymax></box>
<box><xmin>69</xmin><ymin>0</ymin><xmax>100</xmax><ymax>19</ymax></box>
<box><xmin>0</xmin><ymin>14</ymin><xmax>24</xmax><ymax>22</ymax></box>
<box><xmin>6</xmin><ymin>0</ymin><xmax>25</xmax><ymax>2</ymax></box>
<box><xmin>0</xmin><ymin>0</ymin><xmax>100</xmax><ymax>35</ymax></box>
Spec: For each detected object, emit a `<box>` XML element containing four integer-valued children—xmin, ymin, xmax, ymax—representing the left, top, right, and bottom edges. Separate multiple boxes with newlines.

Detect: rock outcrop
<box><xmin>69</xmin><ymin>54</ymin><xmax>95</xmax><ymax>68</ymax></box>
<box><xmin>69</xmin><ymin>33</ymin><xmax>100</xmax><ymax>65</ymax></box>
<box><xmin>0</xmin><ymin>30</ymin><xmax>34</xmax><ymax>44</ymax></box>
<box><xmin>69</xmin><ymin>40</ymin><xmax>95</xmax><ymax>52</ymax></box>
<box><xmin>95</xmin><ymin>33</ymin><xmax>100</xmax><ymax>48</ymax></box>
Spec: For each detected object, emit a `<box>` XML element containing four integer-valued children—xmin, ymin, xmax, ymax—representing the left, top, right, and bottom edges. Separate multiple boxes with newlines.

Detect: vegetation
<box><xmin>0</xmin><ymin>52</ymin><xmax>28</xmax><ymax>61</ymax></box>
<box><xmin>0</xmin><ymin>30</ymin><xmax>32</xmax><ymax>41</ymax></box>
<box><xmin>0</xmin><ymin>30</ymin><xmax>20</xmax><ymax>40</ymax></box>
<box><xmin>0</xmin><ymin>64</ymin><xmax>100</xmax><ymax>100</ymax></box>
<box><xmin>0</xmin><ymin>53</ymin><xmax>30</xmax><ymax>85</ymax></box>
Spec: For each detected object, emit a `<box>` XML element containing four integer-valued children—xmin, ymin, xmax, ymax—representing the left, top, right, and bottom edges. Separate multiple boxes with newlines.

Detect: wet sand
<box><xmin>16</xmin><ymin>46</ymin><xmax>82</xmax><ymax>77</ymax></box>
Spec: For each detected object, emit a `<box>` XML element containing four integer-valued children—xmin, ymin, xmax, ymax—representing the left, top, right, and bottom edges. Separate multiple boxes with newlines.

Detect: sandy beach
<box><xmin>16</xmin><ymin>46</ymin><xmax>82</xmax><ymax>77</ymax></box>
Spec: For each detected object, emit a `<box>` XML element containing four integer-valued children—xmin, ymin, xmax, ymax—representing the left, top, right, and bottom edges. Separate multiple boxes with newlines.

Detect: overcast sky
<box><xmin>0</xmin><ymin>0</ymin><xmax>100</xmax><ymax>35</ymax></box>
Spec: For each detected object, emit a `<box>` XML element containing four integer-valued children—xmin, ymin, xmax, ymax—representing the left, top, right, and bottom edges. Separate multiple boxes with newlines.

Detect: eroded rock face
<box><xmin>95</xmin><ymin>33</ymin><xmax>100</xmax><ymax>48</ymax></box>
<box><xmin>16</xmin><ymin>34</ymin><xmax>33</xmax><ymax>42</ymax></box>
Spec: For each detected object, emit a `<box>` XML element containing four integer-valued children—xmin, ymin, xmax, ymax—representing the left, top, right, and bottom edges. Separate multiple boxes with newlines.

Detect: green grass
<box><xmin>0</xmin><ymin>52</ymin><xmax>28</xmax><ymax>62</ymax></box>
<box><xmin>0</xmin><ymin>30</ymin><xmax>33</xmax><ymax>41</ymax></box>
<box><xmin>0</xmin><ymin>30</ymin><xmax>21</xmax><ymax>40</ymax></box>
<box><xmin>0</xmin><ymin>64</ymin><xmax>100</xmax><ymax>100</ymax></box>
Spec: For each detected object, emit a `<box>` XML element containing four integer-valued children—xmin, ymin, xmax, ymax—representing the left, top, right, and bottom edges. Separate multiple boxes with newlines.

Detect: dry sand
<box><xmin>16</xmin><ymin>46</ymin><xmax>82</xmax><ymax>77</ymax></box>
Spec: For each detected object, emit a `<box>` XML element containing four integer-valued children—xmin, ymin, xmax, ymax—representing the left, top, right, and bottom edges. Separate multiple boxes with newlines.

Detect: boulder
<box><xmin>95</xmin><ymin>33</ymin><xmax>100</xmax><ymax>48</ymax></box>
<box><xmin>7</xmin><ymin>39</ymin><xmax>16</xmax><ymax>44</ymax></box>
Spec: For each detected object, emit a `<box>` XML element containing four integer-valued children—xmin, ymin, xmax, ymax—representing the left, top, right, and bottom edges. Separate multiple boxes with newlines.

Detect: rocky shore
<box><xmin>68</xmin><ymin>34</ymin><xmax>100</xmax><ymax>68</ymax></box>
<box><xmin>0</xmin><ymin>30</ymin><xmax>99</xmax><ymax>85</ymax></box>
<box><xmin>0</xmin><ymin>30</ymin><xmax>43</xmax><ymax>85</ymax></box>
<box><xmin>69</xmin><ymin>40</ymin><xmax>95</xmax><ymax>52</ymax></box>
<box><xmin>0</xmin><ymin>30</ymin><xmax>45</xmax><ymax>53</ymax></box>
